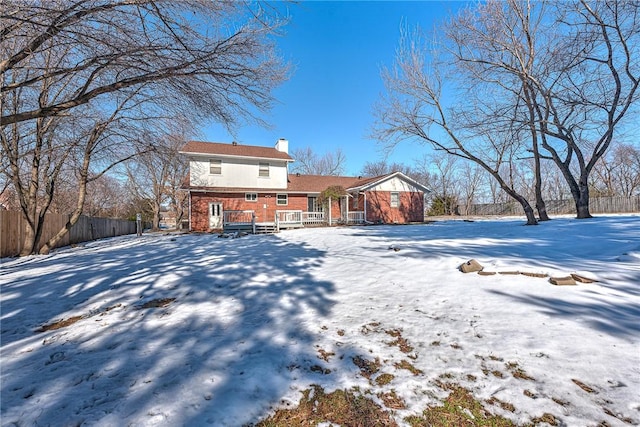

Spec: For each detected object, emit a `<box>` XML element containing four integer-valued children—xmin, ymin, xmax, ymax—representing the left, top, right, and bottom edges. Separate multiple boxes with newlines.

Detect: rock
<box><xmin>459</xmin><ymin>259</ymin><xmax>483</xmax><ymax>273</ymax></box>
<box><xmin>549</xmin><ymin>276</ymin><xmax>577</xmax><ymax>286</ymax></box>
<box><xmin>570</xmin><ymin>273</ymin><xmax>598</xmax><ymax>283</ymax></box>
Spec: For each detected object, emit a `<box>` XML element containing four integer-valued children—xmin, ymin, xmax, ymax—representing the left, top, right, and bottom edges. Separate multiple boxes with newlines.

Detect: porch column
<box><xmin>345</xmin><ymin>195</ymin><xmax>349</xmax><ymax>223</ymax></box>
<box><xmin>328</xmin><ymin>197</ymin><xmax>332</xmax><ymax>226</ymax></box>
<box><xmin>364</xmin><ymin>192</ymin><xmax>367</xmax><ymax>222</ymax></box>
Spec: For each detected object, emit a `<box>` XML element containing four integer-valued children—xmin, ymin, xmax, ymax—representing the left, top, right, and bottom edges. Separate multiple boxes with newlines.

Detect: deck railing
<box><xmin>275</xmin><ymin>210</ymin><xmax>303</xmax><ymax>229</ymax></box>
<box><xmin>223</xmin><ymin>210</ymin><xmax>255</xmax><ymax>225</ymax></box>
<box><xmin>345</xmin><ymin>211</ymin><xmax>365</xmax><ymax>224</ymax></box>
<box><xmin>301</xmin><ymin>211</ymin><xmax>325</xmax><ymax>224</ymax></box>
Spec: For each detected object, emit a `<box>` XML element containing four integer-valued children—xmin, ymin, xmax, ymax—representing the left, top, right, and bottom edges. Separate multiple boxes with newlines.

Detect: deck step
<box><xmin>254</xmin><ymin>223</ymin><xmax>278</xmax><ymax>234</ymax></box>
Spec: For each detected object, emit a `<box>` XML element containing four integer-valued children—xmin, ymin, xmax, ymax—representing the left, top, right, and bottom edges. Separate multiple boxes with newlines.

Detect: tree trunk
<box><xmin>575</xmin><ymin>182</ymin><xmax>592</xmax><ymax>219</ymax></box>
<box><xmin>20</xmin><ymin>220</ymin><xmax>37</xmax><ymax>256</ymax></box>
<box><xmin>516</xmin><ymin>196</ymin><xmax>538</xmax><ymax>225</ymax></box>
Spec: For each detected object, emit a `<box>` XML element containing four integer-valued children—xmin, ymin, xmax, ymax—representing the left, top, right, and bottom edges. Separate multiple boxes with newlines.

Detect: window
<box><xmin>276</xmin><ymin>194</ymin><xmax>288</xmax><ymax>206</ymax></box>
<box><xmin>245</xmin><ymin>193</ymin><xmax>258</xmax><ymax>202</ymax></box>
<box><xmin>390</xmin><ymin>192</ymin><xmax>399</xmax><ymax>208</ymax></box>
<box><xmin>308</xmin><ymin>196</ymin><xmax>322</xmax><ymax>212</ymax></box>
<box><xmin>209</xmin><ymin>159</ymin><xmax>222</xmax><ymax>175</ymax></box>
<box><xmin>259</xmin><ymin>162</ymin><xmax>269</xmax><ymax>177</ymax></box>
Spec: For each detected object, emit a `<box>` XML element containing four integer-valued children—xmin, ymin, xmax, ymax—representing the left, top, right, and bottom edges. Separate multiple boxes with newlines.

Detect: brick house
<box><xmin>180</xmin><ymin>139</ymin><xmax>430</xmax><ymax>232</ymax></box>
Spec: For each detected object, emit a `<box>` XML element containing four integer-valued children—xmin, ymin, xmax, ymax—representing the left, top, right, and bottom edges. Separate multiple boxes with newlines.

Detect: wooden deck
<box><xmin>222</xmin><ymin>209</ymin><xmax>366</xmax><ymax>234</ymax></box>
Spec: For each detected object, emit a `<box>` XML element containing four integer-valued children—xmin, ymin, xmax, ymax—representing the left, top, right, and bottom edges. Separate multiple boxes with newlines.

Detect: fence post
<box><xmin>136</xmin><ymin>213</ymin><xmax>142</xmax><ymax>236</ymax></box>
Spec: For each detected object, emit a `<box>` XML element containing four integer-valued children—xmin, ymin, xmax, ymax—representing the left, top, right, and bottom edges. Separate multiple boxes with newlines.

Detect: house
<box><xmin>180</xmin><ymin>139</ymin><xmax>430</xmax><ymax>232</ymax></box>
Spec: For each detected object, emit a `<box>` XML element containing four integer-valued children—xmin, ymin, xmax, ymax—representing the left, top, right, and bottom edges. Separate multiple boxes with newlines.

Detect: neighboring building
<box><xmin>180</xmin><ymin>139</ymin><xmax>430</xmax><ymax>232</ymax></box>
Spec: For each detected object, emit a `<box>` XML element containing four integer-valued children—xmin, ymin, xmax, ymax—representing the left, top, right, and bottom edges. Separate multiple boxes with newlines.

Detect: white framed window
<box><xmin>390</xmin><ymin>192</ymin><xmax>399</xmax><ymax>208</ymax></box>
<box><xmin>259</xmin><ymin>162</ymin><xmax>269</xmax><ymax>177</ymax></box>
<box><xmin>209</xmin><ymin>159</ymin><xmax>222</xmax><ymax>175</ymax></box>
<box><xmin>276</xmin><ymin>194</ymin><xmax>288</xmax><ymax>206</ymax></box>
<box><xmin>245</xmin><ymin>193</ymin><xmax>258</xmax><ymax>202</ymax></box>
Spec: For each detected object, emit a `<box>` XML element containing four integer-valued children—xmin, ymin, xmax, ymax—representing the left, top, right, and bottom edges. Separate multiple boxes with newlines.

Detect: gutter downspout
<box><xmin>345</xmin><ymin>195</ymin><xmax>349</xmax><ymax>224</ymax></box>
<box><xmin>188</xmin><ymin>191</ymin><xmax>192</xmax><ymax>231</ymax></box>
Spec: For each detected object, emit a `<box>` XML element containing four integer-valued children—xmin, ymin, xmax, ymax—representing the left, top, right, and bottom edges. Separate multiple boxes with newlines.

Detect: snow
<box><xmin>1</xmin><ymin>215</ymin><xmax>639</xmax><ymax>426</ymax></box>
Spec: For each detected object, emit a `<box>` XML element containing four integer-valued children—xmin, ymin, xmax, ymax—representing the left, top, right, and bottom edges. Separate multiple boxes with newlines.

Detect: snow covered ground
<box><xmin>1</xmin><ymin>215</ymin><xmax>639</xmax><ymax>426</ymax></box>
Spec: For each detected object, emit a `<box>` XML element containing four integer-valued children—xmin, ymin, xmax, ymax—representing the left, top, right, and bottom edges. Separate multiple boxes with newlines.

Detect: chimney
<box><xmin>232</xmin><ymin>141</ymin><xmax>238</xmax><ymax>146</ymax></box>
<box><xmin>275</xmin><ymin>138</ymin><xmax>288</xmax><ymax>154</ymax></box>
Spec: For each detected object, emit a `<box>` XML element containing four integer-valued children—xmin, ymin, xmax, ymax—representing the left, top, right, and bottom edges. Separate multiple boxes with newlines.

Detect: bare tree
<box><xmin>125</xmin><ymin>127</ymin><xmax>191</xmax><ymax>231</ymax></box>
<box><xmin>375</xmin><ymin>0</ymin><xmax>638</xmax><ymax>223</ymax></box>
<box><xmin>290</xmin><ymin>147</ymin><xmax>347</xmax><ymax>176</ymax></box>
<box><xmin>458</xmin><ymin>162</ymin><xmax>484</xmax><ymax>215</ymax></box>
<box><xmin>374</xmin><ymin>23</ymin><xmax>541</xmax><ymax>224</ymax></box>
<box><xmin>527</xmin><ymin>1</ymin><xmax>639</xmax><ymax>217</ymax></box>
<box><xmin>591</xmin><ymin>143</ymin><xmax>640</xmax><ymax>197</ymax></box>
<box><xmin>1</xmin><ymin>1</ymin><xmax>289</xmax><ymax>254</ymax></box>
<box><xmin>1</xmin><ymin>1</ymin><xmax>288</xmax><ymax>126</ymax></box>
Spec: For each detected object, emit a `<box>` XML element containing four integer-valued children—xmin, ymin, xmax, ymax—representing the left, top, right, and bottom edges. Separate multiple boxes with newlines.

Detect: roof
<box><xmin>183</xmin><ymin>171</ymin><xmax>431</xmax><ymax>194</ymax></box>
<box><xmin>286</xmin><ymin>174</ymin><xmax>379</xmax><ymax>193</ymax></box>
<box><xmin>180</xmin><ymin>141</ymin><xmax>293</xmax><ymax>162</ymax></box>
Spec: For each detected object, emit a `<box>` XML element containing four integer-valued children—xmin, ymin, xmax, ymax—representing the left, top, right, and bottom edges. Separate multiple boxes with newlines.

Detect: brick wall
<box><xmin>365</xmin><ymin>191</ymin><xmax>424</xmax><ymax>224</ymax></box>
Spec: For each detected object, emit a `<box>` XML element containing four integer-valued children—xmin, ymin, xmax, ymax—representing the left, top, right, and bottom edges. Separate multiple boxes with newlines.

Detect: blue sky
<box><xmin>204</xmin><ymin>1</ymin><xmax>465</xmax><ymax>176</ymax></box>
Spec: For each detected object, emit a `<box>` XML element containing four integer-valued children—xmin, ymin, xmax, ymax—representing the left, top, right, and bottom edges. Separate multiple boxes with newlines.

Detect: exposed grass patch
<box><xmin>430</xmin><ymin>341</ymin><xmax>441</xmax><ymax>346</ymax></box>
<box><xmin>375</xmin><ymin>373</ymin><xmax>395</xmax><ymax>386</ymax></box>
<box><xmin>353</xmin><ymin>355</ymin><xmax>381</xmax><ymax>379</ymax></box>
<box><xmin>603</xmin><ymin>407</ymin><xmax>635</xmax><ymax>424</ymax></box>
<box><xmin>361</xmin><ymin>322</ymin><xmax>381</xmax><ymax>334</ymax></box>
<box><xmin>523</xmin><ymin>389</ymin><xmax>537</xmax><ymax>399</ymax></box>
<box><xmin>572</xmin><ymin>378</ymin><xmax>596</xmax><ymax>393</ymax></box>
<box><xmin>317</xmin><ymin>348</ymin><xmax>335</xmax><ymax>362</ymax></box>
<box><xmin>309</xmin><ymin>365</ymin><xmax>331</xmax><ymax>375</ymax></box>
<box><xmin>394</xmin><ymin>360</ymin><xmax>423</xmax><ymax>376</ymax></box>
<box><xmin>506</xmin><ymin>362</ymin><xmax>535</xmax><ymax>381</ymax></box>
<box><xmin>379</xmin><ymin>390</ymin><xmax>406</xmax><ymax>409</ymax></box>
<box><xmin>486</xmin><ymin>396</ymin><xmax>516</xmax><ymax>412</ymax></box>
<box><xmin>385</xmin><ymin>329</ymin><xmax>414</xmax><ymax>353</ymax></box>
<box><xmin>337</xmin><ymin>329</ymin><xmax>345</xmax><ymax>336</ymax></box>
<box><xmin>530</xmin><ymin>413</ymin><xmax>559</xmax><ymax>426</ymax></box>
<box><xmin>256</xmin><ymin>385</ymin><xmax>397</xmax><ymax>427</ymax></box>
<box><xmin>552</xmin><ymin>397</ymin><xmax>569</xmax><ymax>407</ymax></box>
<box><xmin>492</xmin><ymin>370</ymin><xmax>505</xmax><ymax>378</ymax></box>
<box><xmin>405</xmin><ymin>386</ymin><xmax>515</xmax><ymax>427</ymax></box>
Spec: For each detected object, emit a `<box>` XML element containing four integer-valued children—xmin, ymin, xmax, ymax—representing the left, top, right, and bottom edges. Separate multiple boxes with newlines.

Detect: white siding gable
<box><xmin>368</xmin><ymin>176</ymin><xmax>423</xmax><ymax>192</ymax></box>
<box><xmin>189</xmin><ymin>156</ymin><xmax>288</xmax><ymax>189</ymax></box>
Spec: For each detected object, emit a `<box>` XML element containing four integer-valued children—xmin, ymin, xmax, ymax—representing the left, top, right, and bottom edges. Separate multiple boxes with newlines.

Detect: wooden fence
<box><xmin>1</xmin><ymin>211</ymin><xmax>137</xmax><ymax>258</ymax></box>
<box><xmin>459</xmin><ymin>196</ymin><xmax>640</xmax><ymax>217</ymax></box>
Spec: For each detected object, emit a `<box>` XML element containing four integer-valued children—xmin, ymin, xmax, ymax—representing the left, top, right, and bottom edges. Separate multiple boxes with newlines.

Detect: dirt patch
<box><xmin>36</xmin><ymin>303</ymin><xmax>123</xmax><ymax>332</ymax></box>
<box><xmin>36</xmin><ymin>315</ymin><xmax>84</xmax><ymax>332</ymax></box>
<box><xmin>138</xmin><ymin>298</ymin><xmax>175</xmax><ymax>309</ymax></box>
